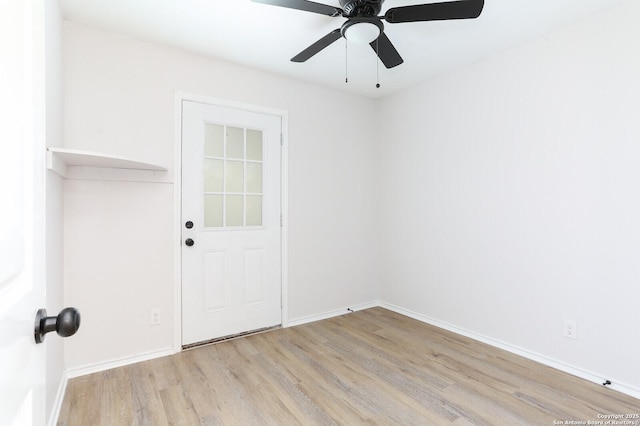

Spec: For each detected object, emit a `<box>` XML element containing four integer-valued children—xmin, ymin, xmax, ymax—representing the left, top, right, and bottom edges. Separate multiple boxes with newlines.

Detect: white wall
<box><xmin>63</xmin><ymin>23</ymin><xmax>379</xmax><ymax>369</ymax></box>
<box><xmin>377</xmin><ymin>0</ymin><xmax>640</xmax><ymax>393</ymax></box>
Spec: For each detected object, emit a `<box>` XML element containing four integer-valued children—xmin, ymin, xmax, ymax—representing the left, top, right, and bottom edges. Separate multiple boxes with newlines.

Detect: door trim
<box><xmin>173</xmin><ymin>92</ymin><xmax>289</xmax><ymax>351</ymax></box>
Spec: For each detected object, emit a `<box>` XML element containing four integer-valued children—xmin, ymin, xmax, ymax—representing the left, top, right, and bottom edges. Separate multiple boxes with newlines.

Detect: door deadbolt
<box><xmin>185</xmin><ymin>221</ymin><xmax>193</xmax><ymax>229</ymax></box>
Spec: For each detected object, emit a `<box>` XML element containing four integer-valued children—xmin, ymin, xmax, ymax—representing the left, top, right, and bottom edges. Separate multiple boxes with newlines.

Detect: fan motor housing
<box><xmin>339</xmin><ymin>0</ymin><xmax>384</xmax><ymax>17</ymax></box>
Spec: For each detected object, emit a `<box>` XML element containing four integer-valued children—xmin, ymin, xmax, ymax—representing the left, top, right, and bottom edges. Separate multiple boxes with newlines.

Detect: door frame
<box><xmin>172</xmin><ymin>92</ymin><xmax>289</xmax><ymax>351</ymax></box>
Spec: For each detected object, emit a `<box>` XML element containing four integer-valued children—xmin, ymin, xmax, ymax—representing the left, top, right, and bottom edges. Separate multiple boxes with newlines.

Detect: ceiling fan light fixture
<box><xmin>345</xmin><ymin>22</ymin><xmax>380</xmax><ymax>44</ymax></box>
<box><xmin>341</xmin><ymin>18</ymin><xmax>383</xmax><ymax>44</ymax></box>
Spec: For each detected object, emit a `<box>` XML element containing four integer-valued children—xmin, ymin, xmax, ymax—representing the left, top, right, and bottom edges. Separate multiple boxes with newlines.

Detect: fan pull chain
<box><xmin>345</xmin><ymin>39</ymin><xmax>348</xmax><ymax>84</ymax></box>
<box><xmin>375</xmin><ymin>37</ymin><xmax>380</xmax><ymax>89</ymax></box>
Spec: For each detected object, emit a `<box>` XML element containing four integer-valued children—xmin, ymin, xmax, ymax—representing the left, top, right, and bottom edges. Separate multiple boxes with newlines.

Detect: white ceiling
<box><xmin>60</xmin><ymin>0</ymin><xmax>626</xmax><ymax>98</ymax></box>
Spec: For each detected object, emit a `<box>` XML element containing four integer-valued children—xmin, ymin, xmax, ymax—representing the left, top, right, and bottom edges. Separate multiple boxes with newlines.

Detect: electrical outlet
<box><xmin>150</xmin><ymin>309</ymin><xmax>161</xmax><ymax>326</ymax></box>
<box><xmin>563</xmin><ymin>319</ymin><xmax>577</xmax><ymax>340</ymax></box>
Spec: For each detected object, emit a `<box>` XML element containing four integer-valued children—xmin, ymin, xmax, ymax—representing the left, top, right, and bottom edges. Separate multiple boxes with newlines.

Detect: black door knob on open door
<box><xmin>185</xmin><ymin>238</ymin><xmax>195</xmax><ymax>247</ymax></box>
<box><xmin>34</xmin><ymin>307</ymin><xmax>81</xmax><ymax>344</ymax></box>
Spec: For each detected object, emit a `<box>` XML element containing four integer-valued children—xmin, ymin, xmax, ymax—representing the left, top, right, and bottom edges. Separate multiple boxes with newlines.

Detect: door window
<box><xmin>203</xmin><ymin>123</ymin><xmax>264</xmax><ymax>228</ymax></box>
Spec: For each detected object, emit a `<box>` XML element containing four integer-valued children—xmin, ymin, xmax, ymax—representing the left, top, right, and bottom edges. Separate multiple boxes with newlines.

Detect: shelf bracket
<box><xmin>46</xmin><ymin>149</ymin><xmax>68</xmax><ymax>178</ymax></box>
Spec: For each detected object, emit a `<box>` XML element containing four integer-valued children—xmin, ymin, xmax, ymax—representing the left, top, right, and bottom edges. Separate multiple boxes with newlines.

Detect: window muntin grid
<box><xmin>203</xmin><ymin>123</ymin><xmax>264</xmax><ymax>228</ymax></box>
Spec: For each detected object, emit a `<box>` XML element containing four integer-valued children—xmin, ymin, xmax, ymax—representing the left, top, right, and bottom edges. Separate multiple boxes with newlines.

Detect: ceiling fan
<box><xmin>251</xmin><ymin>0</ymin><xmax>485</xmax><ymax>69</ymax></box>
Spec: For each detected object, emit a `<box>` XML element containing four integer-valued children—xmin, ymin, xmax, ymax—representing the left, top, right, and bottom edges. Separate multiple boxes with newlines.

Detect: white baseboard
<box><xmin>285</xmin><ymin>301</ymin><xmax>378</xmax><ymax>328</ymax></box>
<box><xmin>378</xmin><ymin>301</ymin><xmax>640</xmax><ymax>400</ymax></box>
<box><xmin>48</xmin><ymin>370</ymin><xmax>68</xmax><ymax>426</ymax></box>
<box><xmin>65</xmin><ymin>347</ymin><xmax>177</xmax><ymax>379</ymax></box>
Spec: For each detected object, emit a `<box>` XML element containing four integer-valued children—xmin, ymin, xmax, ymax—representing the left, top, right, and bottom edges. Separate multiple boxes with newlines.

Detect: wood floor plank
<box><xmin>158</xmin><ymin>384</ymin><xmax>201</xmax><ymax>425</ymax></box>
<box><xmin>61</xmin><ymin>373</ymin><xmax>104</xmax><ymax>426</ymax></box>
<box><xmin>58</xmin><ymin>308</ymin><xmax>639</xmax><ymax>425</ymax></box>
<box><xmin>128</xmin><ymin>363</ymin><xmax>169</xmax><ymax>426</ymax></box>
<box><xmin>100</xmin><ymin>368</ymin><xmax>134</xmax><ymax>425</ymax></box>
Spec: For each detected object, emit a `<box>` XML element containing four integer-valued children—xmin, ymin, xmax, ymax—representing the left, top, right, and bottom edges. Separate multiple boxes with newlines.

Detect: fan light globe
<box><xmin>344</xmin><ymin>22</ymin><xmax>381</xmax><ymax>44</ymax></box>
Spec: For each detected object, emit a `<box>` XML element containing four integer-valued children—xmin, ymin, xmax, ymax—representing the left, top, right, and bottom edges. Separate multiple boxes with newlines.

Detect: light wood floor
<box><xmin>57</xmin><ymin>308</ymin><xmax>639</xmax><ymax>425</ymax></box>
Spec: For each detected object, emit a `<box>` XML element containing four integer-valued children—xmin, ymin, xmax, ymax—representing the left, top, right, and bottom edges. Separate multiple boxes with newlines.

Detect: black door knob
<box><xmin>34</xmin><ymin>307</ymin><xmax>81</xmax><ymax>344</ymax></box>
<box><xmin>185</xmin><ymin>221</ymin><xmax>193</xmax><ymax>229</ymax></box>
<box><xmin>185</xmin><ymin>238</ymin><xmax>195</xmax><ymax>247</ymax></box>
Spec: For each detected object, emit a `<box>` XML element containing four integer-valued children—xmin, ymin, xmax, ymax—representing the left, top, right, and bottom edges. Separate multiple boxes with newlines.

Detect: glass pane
<box><xmin>204</xmin><ymin>159</ymin><xmax>223</xmax><ymax>192</ymax></box>
<box><xmin>225</xmin><ymin>195</ymin><xmax>243</xmax><ymax>227</ymax></box>
<box><xmin>246</xmin><ymin>195</ymin><xmax>262</xmax><ymax>227</ymax></box>
<box><xmin>205</xmin><ymin>124</ymin><xmax>224</xmax><ymax>157</ymax></box>
<box><xmin>204</xmin><ymin>195</ymin><xmax>223</xmax><ymax>227</ymax></box>
<box><xmin>246</xmin><ymin>162</ymin><xmax>262</xmax><ymax>194</ymax></box>
<box><xmin>224</xmin><ymin>160</ymin><xmax>244</xmax><ymax>193</ymax></box>
<box><xmin>227</xmin><ymin>127</ymin><xmax>244</xmax><ymax>159</ymax></box>
<box><xmin>246</xmin><ymin>130</ymin><xmax>263</xmax><ymax>161</ymax></box>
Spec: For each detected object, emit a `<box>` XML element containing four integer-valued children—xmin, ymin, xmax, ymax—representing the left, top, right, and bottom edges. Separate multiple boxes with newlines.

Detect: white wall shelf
<box><xmin>47</xmin><ymin>147</ymin><xmax>168</xmax><ymax>181</ymax></box>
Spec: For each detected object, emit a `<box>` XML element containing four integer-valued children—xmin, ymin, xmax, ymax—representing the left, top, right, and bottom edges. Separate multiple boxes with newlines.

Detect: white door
<box><xmin>0</xmin><ymin>0</ymin><xmax>46</xmax><ymax>423</ymax></box>
<box><xmin>181</xmin><ymin>100</ymin><xmax>282</xmax><ymax>346</ymax></box>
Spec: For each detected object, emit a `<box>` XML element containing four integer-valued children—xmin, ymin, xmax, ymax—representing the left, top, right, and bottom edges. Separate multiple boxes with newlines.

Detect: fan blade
<box><xmin>370</xmin><ymin>32</ymin><xmax>403</xmax><ymax>69</ymax></box>
<box><xmin>291</xmin><ymin>29</ymin><xmax>342</xmax><ymax>62</ymax></box>
<box><xmin>251</xmin><ymin>0</ymin><xmax>342</xmax><ymax>17</ymax></box>
<box><xmin>384</xmin><ymin>0</ymin><xmax>484</xmax><ymax>24</ymax></box>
